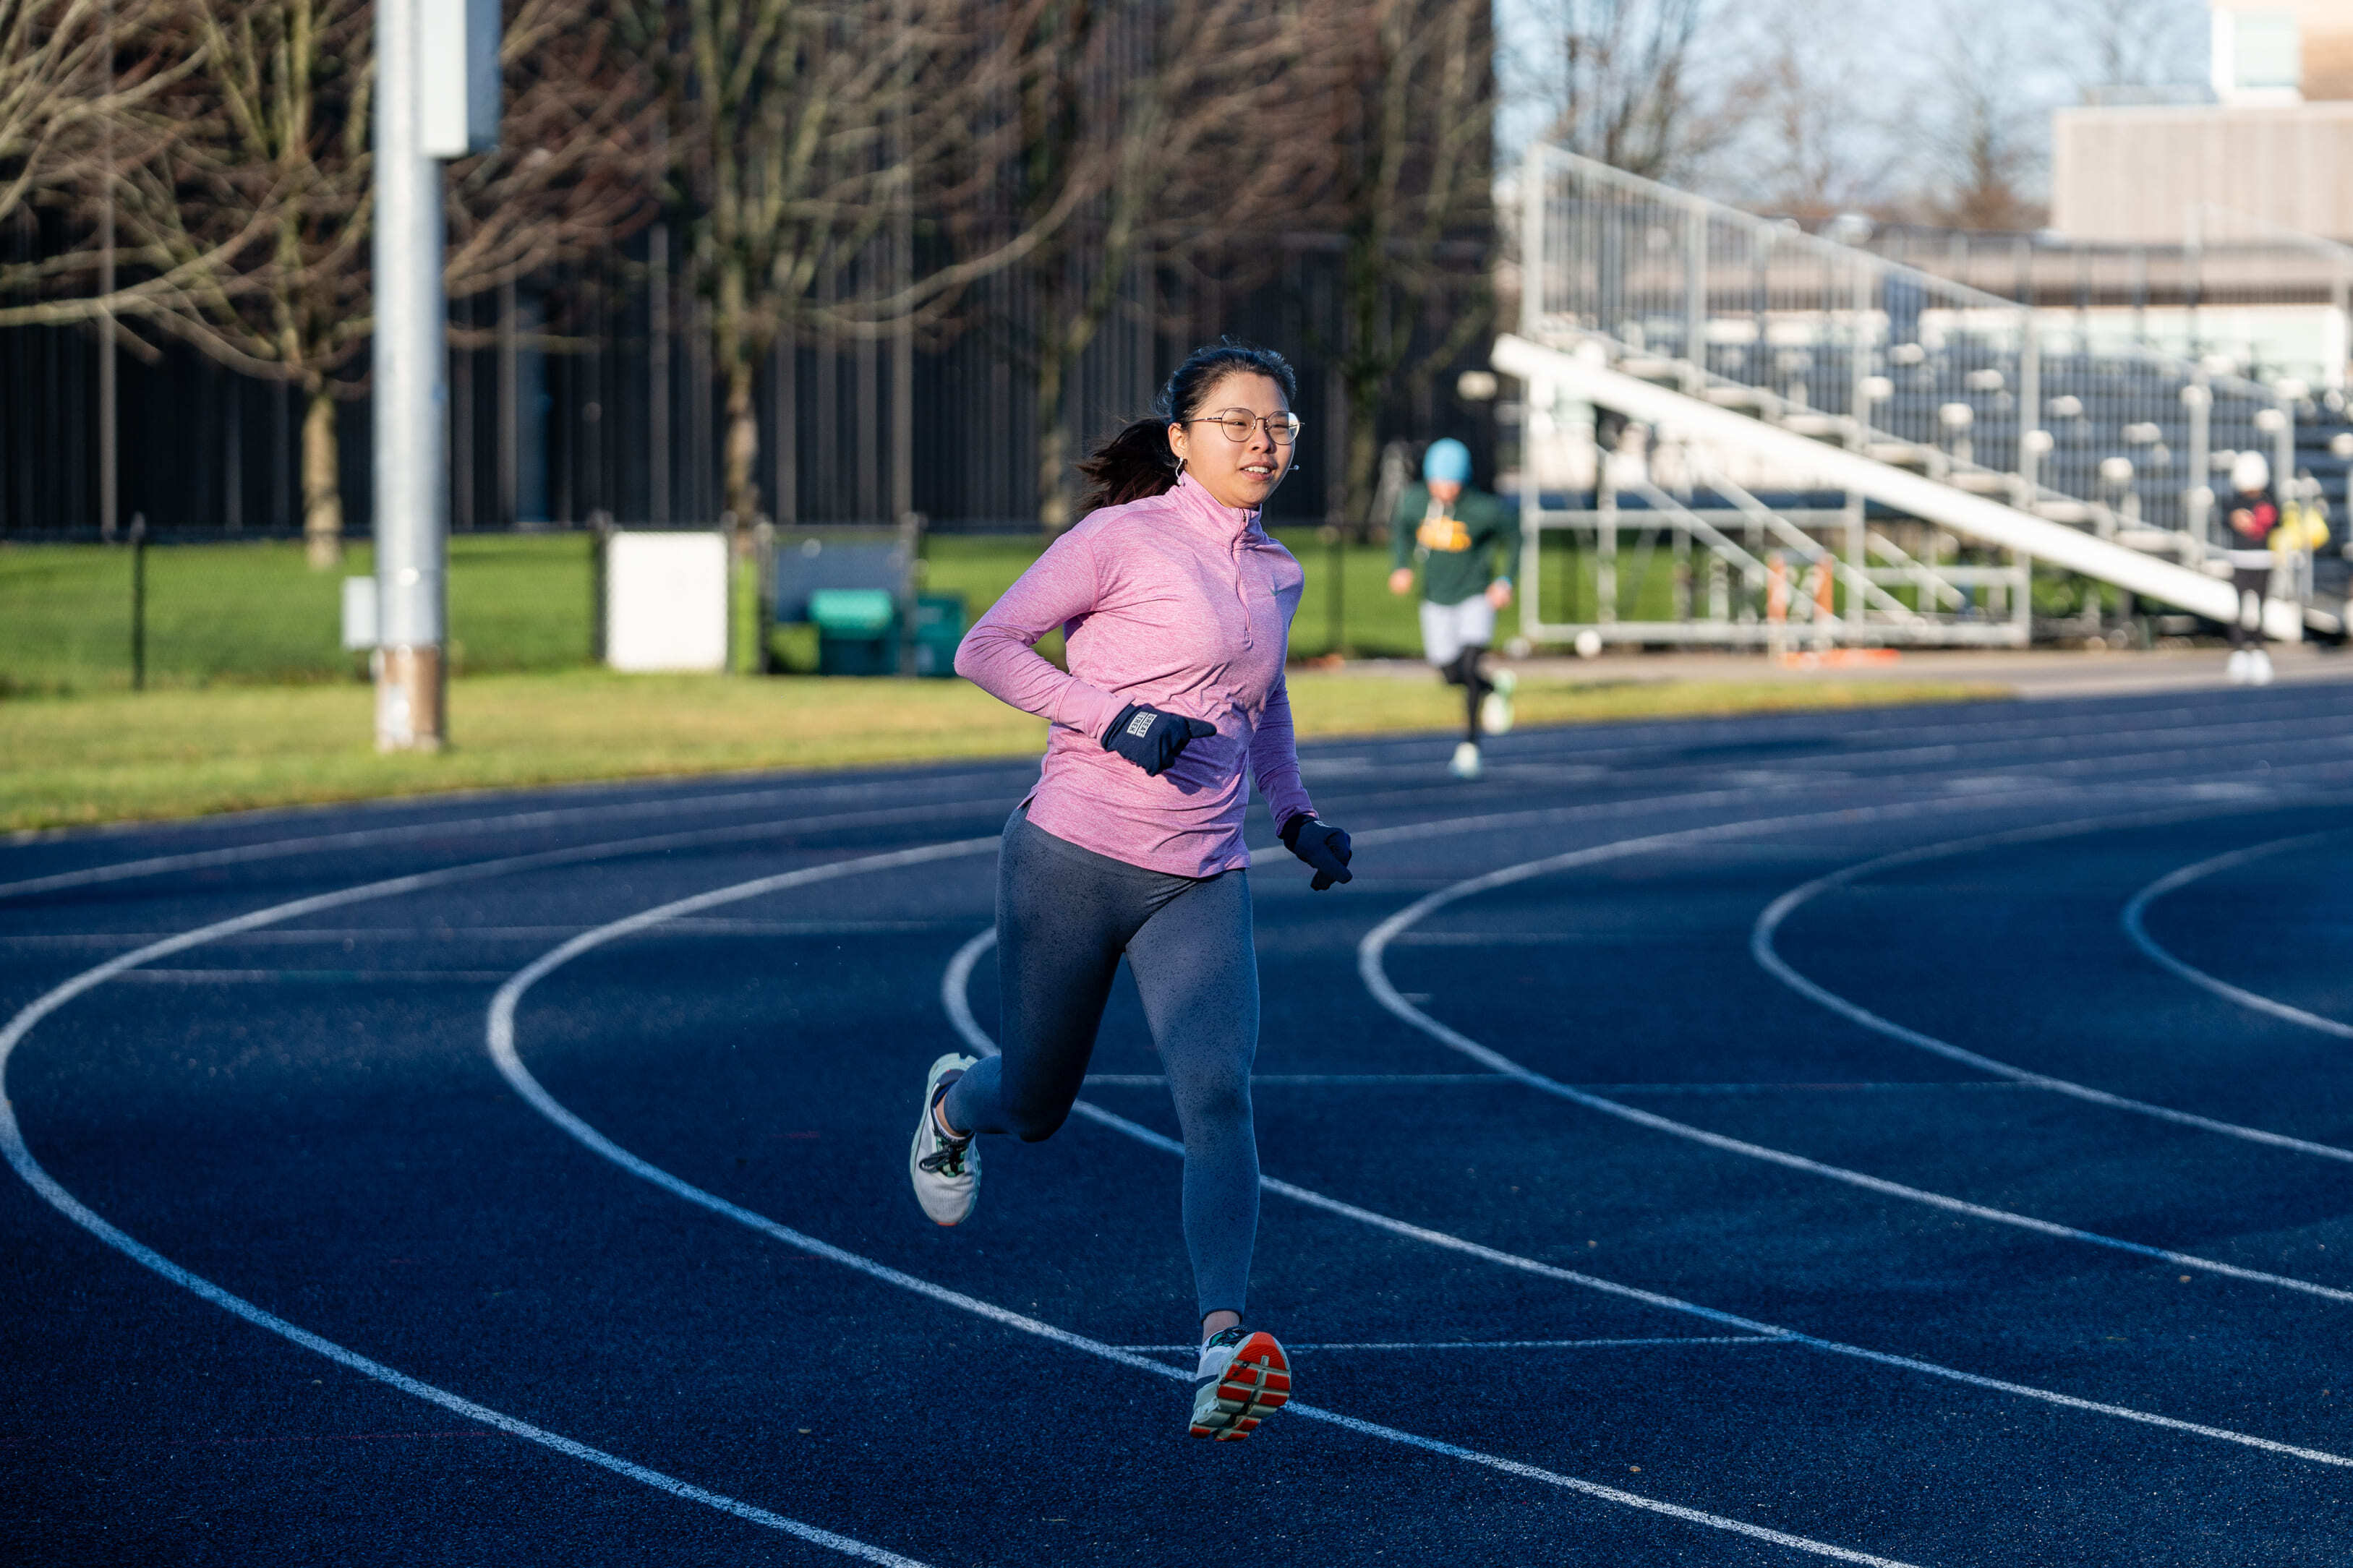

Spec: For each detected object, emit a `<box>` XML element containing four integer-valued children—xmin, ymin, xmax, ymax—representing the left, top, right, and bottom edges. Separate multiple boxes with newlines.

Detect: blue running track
<box><xmin>9</xmin><ymin>680</ymin><xmax>2353</xmax><ymax>1565</ymax></box>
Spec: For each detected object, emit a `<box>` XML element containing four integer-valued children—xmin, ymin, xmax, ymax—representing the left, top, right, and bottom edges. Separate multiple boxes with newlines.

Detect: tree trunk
<box><xmin>723</xmin><ymin>353</ymin><xmax>759</xmax><ymax>525</ymax></box>
<box><xmin>715</xmin><ymin>260</ymin><xmax>761</xmax><ymax>524</ymax></box>
<box><xmin>302</xmin><ymin>386</ymin><xmax>342</xmax><ymax>569</ymax></box>
<box><xmin>1034</xmin><ymin>317</ymin><xmax>1072</xmax><ymax>532</ymax></box>
<box><xmin>1341</xmin><ymin>231</ymin><xmax>1390</xmax><ymax>531</ymax></box>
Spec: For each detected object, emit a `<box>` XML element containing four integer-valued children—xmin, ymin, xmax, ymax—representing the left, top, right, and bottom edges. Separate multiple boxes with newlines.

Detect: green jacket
<box><xmin>1391</xmin><ymin>482</ymin><xmax>1520</xmax><ymax>607</ymax></box>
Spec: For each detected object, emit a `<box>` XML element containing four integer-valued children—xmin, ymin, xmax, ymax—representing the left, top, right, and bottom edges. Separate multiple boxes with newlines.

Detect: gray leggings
<box><xmin>942</xmin><ymin>809</ymin><xmax>1260</xmax><ymax>1320</ymax></box>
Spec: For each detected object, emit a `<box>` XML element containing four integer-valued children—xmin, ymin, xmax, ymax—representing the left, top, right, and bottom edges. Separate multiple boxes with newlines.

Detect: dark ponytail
<box><xmin>1075</xmin><ymin>337</ymin><xmax>1300</xmax><ymax>515</ymax></box>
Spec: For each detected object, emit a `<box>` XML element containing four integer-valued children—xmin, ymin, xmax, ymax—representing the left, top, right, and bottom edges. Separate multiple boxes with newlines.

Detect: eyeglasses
<box><xmin>1187</xmin><ymin>408</ymin><xmax>1301</xmax><ymax>445</ymax></box>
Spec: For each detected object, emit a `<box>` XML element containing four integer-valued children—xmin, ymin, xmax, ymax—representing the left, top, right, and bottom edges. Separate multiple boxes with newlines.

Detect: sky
<box><xmin>1491</xmin><ymin>0</ymin><xmax>2213</xmax><ymax>210</ymax></box>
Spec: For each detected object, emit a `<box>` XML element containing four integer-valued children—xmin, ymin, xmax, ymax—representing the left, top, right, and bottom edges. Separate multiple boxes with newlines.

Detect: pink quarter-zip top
<box><xmin>953</xmin><ymin>473</ymin><xmax>1316</xmax><ymax>876</ymax></box>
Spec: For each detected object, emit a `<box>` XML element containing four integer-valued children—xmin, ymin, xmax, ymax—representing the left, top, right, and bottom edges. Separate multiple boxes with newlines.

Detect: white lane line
<box><xmin>1362</xmin><ymin>798</ymin><xmax>2353</xmax><ymax>1306</ymax></box>
<box><xmin>0</xmin><ymin>846</ymin><xmax>968</xmax><ymax>1565</ymax></box>
<box><xmin>114</xmin><ymin>969</ymin><xmax>518</xmax><ymax>984</ymax></box>
<box><xmin>0</xmin><ymin>784</ymin><xmax>1022</xmax><ymax>903</ymax></box>
<box><xmin>4</xmin><ymin>920</ymin><xmax>965</xmax><ymax>950</ymax></box>
<box><xmin>1343</xmin><ymin>720</ymin><xmax>2353</xmax><ymax>859</ymax></box>
<box><xmin>947</xmin><ymin>927</ymin><xmax>2353</xmax><ymax>1471</ymax></box>
<box><xmin>1081</xmin><ymin>1073</ymin><xmax>1510</xmax><ymax>1087</ymax></box>
<box><xmin>1078</xmin><ymin>1074</ymin><xmax>2023</xmax><ymax>1092</ymax></box>
<box><xmin>1754</xmin><ymin>814</ymin><xmax>2353</xmax><ymax>1163</ymax></box>
<box><xmin>1116</xmin><ymin>1337</ymin><xmax>1790</xmax><ymax>1353</ymax></box>
<box><xmin>2122</xmin><ymin>831</ymin><xmax>2353</xmax><ymax>1040</ymax></box>
<box><xmin>490</xmin><ymin>885</ymin><xmax>1927</xmax><ymax>1568</ymax></box>
<box><xmin>6</xmin><ymin>685</ymin><xmax>2327</xmax><ymax>905</ymax></box>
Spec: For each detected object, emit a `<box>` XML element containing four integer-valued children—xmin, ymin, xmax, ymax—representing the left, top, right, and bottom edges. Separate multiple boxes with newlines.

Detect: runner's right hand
<box><xmin>1103</xmin><ymin>703</ymin><xmax>1218</xmax><ymax>777</ymax></box>
<box><xmin>1280</xmin><ymin>813</ymin><xmax>1354</xmax><ymax>891</ymax></box>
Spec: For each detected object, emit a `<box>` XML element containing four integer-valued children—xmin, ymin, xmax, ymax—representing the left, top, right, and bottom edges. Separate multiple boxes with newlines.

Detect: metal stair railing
<box><xmin>1520</xmin><ymin>143</ymin><xmax>2292</xmax><ymax>545</ymax></box>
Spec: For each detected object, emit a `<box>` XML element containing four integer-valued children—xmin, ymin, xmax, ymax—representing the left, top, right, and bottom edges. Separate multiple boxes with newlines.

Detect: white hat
<box><xmin>2231</xmin><ymin>450</ymin><xmax>2271</xmax><ymax>492</ymax></box>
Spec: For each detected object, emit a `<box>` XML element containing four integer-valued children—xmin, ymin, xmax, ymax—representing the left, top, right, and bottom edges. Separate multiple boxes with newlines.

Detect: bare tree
<box><xmin>653</xmin><ymin>0</ymin><xmax>1074</xmax><ymax>527</ymax></box>
<box><xmin>2059</xmin><ymin>0</ymin><xmax>2205</xmax><ymax>98</ymax></box>
<box><xmin>1309</xmin><ymin>0</ymin><xmax>1492</xmax><ymax>528</ymax></box>
<box><xmin>0</xmin><ymin>0</ymin><xmax>114</xmax><ymax>277</ymax></box>
<box><xmin>0</xmin><ymin>0</ymin><xmax>218</xmax><ymax>308</ymax></box>
<box><xmin>1516</xmin><ymin>0</ymin><xmax>1745</xmax><ymax>182</ymax></box>
<box><xmin>1727</xmin><ymin>0</ymin><xmax>1900</xmax><ymax>222</ymax></box>
<box><xmin>73</xmin><ymin>0</ymin><xmax>655</xmax><ymax>564</ymax></box>
<box><xmin>1911</xmin><ymin>1</ymin><xmax>2043</xmax><ymax>231</ymax></box>
<box><xmin>957</xmin><ymin>0</ymin><xmax>1323</xmax><ymax>531</ymax></box>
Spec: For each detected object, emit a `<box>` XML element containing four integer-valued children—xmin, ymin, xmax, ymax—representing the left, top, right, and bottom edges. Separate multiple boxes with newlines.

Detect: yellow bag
<box><xmin>2273</xmin><ymin>504</ymin><xmax>2331</xmax><ymax>554</ymax></box>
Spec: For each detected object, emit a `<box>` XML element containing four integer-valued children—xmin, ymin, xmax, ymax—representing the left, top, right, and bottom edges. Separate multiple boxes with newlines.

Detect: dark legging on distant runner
<box><xmin>2230</xmin><ymin>564</ymin><xmax>2270</xmax><ymax>651</ymax></box>
<box><xmin>1440</xmin><ymin>646</ymin><xmax>1492</xmax><ymax>741</ymax></box>
<box><xmin>942</xmin><ymin>807</ymin><xmax>1260</xmax><ymax>1320</ymax></box>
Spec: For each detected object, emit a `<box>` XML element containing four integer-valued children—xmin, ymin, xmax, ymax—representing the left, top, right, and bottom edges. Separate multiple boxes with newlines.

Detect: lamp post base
<box><xmin>375</xmin><ymin>643</ymin><xmax>446</xmax><ymax>752</ymax></box>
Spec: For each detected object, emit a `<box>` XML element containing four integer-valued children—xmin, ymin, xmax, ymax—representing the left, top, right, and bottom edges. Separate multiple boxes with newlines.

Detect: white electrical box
<box><xmin>420</xmin><ymin>0</ymin><xmax>502</xmax><ymax>158</ymax></box>
<box><xmin>341</xmin><ymin>576</ymin><xmax>379</xmax><ymax>650</ymax></box>
<box><xmin>605</xmin><ymin>531</ymin><xmax>730</xmax><ymax>672</ymax></box>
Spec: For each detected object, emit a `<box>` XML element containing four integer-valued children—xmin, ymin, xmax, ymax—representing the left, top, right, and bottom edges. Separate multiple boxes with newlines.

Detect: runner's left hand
<box><xmin>1280</xmin><ymin>814</ymin><xmax>1353</xmax><ymax>891</ymax></box>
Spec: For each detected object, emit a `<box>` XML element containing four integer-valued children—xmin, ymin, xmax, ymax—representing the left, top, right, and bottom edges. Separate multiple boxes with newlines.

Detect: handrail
<box><xmin>1521</xmin><ymin>142</ymin><xmax>2284</xmax><ymax>408</ymax></box>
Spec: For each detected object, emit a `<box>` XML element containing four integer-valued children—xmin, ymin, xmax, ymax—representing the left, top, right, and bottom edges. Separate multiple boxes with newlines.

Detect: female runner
<box><xmin>909</xmin><ymin>339</ymin><xmax>1355</xmax><ymax>1441</ymax></box>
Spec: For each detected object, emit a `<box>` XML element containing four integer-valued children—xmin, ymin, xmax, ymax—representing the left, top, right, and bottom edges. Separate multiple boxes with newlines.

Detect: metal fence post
<box><xmin>751</xmin><ymin>517</ymin><xmax>775</xmax><ymax>674</ymax></box>
<box><xmin>2016</xmin><ymin>304</ymin><xmax>2041</xmax><ymax>490</ymax></box>
<box><xmin>1325</xmin><ymin>524</ymin><xmax>1344</xmax><ymax>654</ymax></box>
<box><xmin>128</xmin><ymin>513</ymin><xmax>147</xmax><ymax>690</ymax></box>
<box><xmin>895</xmin><ymin>508</ymin><xmax>921</xmax><ymax>677</ymax></box>
<box><xmin>2184</xmin><ymin>377</ymin><xmax>2212</xmax><ymax>544</ymax></box>
<box><xmin>1519</xmin><ymin>146</ymin><xmax>1545</xmax><ymax>339</ymax></box>
<box><xmin>589</xmin><ymin>511</ymin><xmax>612</xmax><ymax>665</ymax></box>
<box><xmin>1683</xmin><ymin>202</ymin><xmax>1707</xmax><ymax>393</ymax></box>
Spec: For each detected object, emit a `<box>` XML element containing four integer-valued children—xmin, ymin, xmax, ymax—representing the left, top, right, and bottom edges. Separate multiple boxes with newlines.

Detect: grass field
<box><xmin>4</xmin><ymin>526</ymin><xmax>2113</xmax><ymax>698</ymax></box>
<box><xmin>3</xmin><ymin>530</ymin><xmax>1479</xmax><ymax>695</ymax></box>
<box><xmin>0</xmin><ymin>534</ymin><xmax>600</xmax><ymax>693</ymax></box>
<box><xmin>0</xmin><ymin>667</ymin><xmax>2004</xmax><ymax>834</ymax></box>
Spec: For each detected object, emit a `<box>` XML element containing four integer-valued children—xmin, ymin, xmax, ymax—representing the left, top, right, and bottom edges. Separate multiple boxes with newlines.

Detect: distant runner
<box><xmin>913</xmin><ymin>339</ymin><xmax>1355</xmax><ymax>1441</ymax></box>
<box><xmin>2223</xmin><ymin>451</ymin><xmax>2281</xmax><ymax>686</ymax></box>
<box><xmin>1388</xmin><ymin>438</ymin><xmax>1521</xmax><ymax>779</ymax></box>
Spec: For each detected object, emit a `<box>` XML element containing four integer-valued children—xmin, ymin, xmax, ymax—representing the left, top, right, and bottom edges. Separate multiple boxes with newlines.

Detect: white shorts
<box><xmin>1419</xmin><ymin>596</ymin><xmax>1495</xmax><ymax>667</ymax></box>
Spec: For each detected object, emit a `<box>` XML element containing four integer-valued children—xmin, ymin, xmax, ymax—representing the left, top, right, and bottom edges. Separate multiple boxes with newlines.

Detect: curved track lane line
<box><xmin>0</xmin><ymin>765</ymin><xmax>1038</xmax><ymax>902</ymax></box>
<box><xmin>0</xmin><ymin>846</ymin><xmax>958</xmax><ymax>1565</ymax></box>
<box><xmin>1360</xmin><ymin>800</ymin><xmax>2353</xmax><ymax>1305</ymax></box>
<box><xmin>486</xmin><ymin>862</ymin><xmax>1932</xmax><ymax>1567</ymax></box>
<box><xmin>0</xmin><ymin>792</ymin><xmax>1033</xmax><ymax>905</ymax></box>
<box><xmin>944</xmin><ymin>927</ymin><xmax>2353</xmax><ymax>1472</ymax></box>
<box><xmin>7</xmin><ymin>685</ymin><xmax>2328</xmax><ymax>904</ymax></box>
<box><xmin>1753</xmin><ymin>814</ymin><xmax>2353</xmax><ymax>1164</ymax></box>
<box><xmin>2122</xmin><ymin>830</ymin><xmax>2353</xmax><ymax>1040</ymax></box>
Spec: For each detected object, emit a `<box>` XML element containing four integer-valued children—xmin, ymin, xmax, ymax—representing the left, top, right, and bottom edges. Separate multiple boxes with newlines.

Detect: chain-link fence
<box><xmin>4</xmin><ymin>523</ymin><xmax>1475</xmax><ymax>698</ymax></box>
<box><xmin>0</xmin><ymin>529</ymin><xmax>600</xmax><ymax>695</ymax></box>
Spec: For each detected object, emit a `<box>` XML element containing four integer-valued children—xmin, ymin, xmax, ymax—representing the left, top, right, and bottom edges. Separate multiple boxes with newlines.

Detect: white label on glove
<box><xmin>1125</xmin><ymin>712</ymin><xmax>1156</xmax><ymax>738</ymax></box>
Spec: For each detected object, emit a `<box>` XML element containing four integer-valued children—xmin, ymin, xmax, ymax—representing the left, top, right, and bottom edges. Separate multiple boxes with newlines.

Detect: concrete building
<box><xmin>2052</xmin><ymin>3</ymin><xmax>2353</xmax><ymax>244</ymax></box>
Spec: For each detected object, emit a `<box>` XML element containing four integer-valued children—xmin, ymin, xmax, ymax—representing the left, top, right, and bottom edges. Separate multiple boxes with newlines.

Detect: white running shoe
<box><xmin>2226</xmin><ymin>649</ymin><xmax>2250</xmax><ymax>684</ymax></box>
<box><xmin>1188</xmin><ymin>1327</ymin><xmax>1291</xmax><ymax>1440</ymax></box>
<box><xmin>1480</xmin><ymin>667</ymin><xmax>1517</xmax><ymax>736</ymax></box>
<box><xmin>909</xmin><ymin>1052</ymin><xmax>979</xmax><ymax>1225</ymax></box>
<box><xmin>1449</xmin><ymin>740</ymin><xmax>1482</xmax><ymax>779</ymax></box>
<box><xmin>2250</xmin><ymin>648</ymin><xmax>2275</xmax><ymax>685</ymax></box>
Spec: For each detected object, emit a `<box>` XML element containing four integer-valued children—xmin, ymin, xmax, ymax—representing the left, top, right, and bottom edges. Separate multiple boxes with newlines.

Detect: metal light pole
<box><xmin>98</xmin><ymin>0</ymin><xmax>116</xmax><ymax>543</ymax></box>
<box><xmin>372</xmin><ymin>0</ymin><xmax>498</xmax><ymax>750</ymax></box>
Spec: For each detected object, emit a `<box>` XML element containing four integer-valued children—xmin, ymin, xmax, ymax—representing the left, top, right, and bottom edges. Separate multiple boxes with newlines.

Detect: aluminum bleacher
<box><xmin>1500</xmin><ymin>145</ymin><xmax>2351</xmax><ymax>650</ymax></box>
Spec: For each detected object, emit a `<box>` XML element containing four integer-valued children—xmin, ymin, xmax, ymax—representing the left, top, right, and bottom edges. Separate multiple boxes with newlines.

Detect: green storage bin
<box><xmin>913</xmin><ymin>594</ymin><xmax>967</xmax><ymax>678</ymax></box>
<box><xmin>811</xmin><ymin>588</ymin><xmax>898</xmax><ymax>675</ymax></box>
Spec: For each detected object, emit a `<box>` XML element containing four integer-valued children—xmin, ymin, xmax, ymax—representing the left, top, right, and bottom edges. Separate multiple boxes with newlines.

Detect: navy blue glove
<box><xmin>1103</xmin><ymin>703</ymin><xmax>1218</xmax><ymax>777</ymax></box>
<box><xmin>1280</xmin><ymin>813</ymin><xmax>1353</xmax><ymax>891</ymax></box>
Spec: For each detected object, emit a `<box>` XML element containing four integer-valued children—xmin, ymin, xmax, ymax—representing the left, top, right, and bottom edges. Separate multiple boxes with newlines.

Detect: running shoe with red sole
<box><xmin>1188</xmin><ymin>1328</ymin><xmax>1290</xmax><ymax>1440</ymax></box>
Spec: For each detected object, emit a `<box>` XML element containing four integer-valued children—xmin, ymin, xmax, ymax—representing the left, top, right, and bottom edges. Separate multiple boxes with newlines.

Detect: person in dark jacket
<box><xmin>1388</xmin><ymin>439</ymin><xmax>1521</xmax><ymax>779</ymax></box>
<box><xmin>2223</xmin><ymin>450</ymin><xmax>2281</xmax><ymax>686</ymax></box>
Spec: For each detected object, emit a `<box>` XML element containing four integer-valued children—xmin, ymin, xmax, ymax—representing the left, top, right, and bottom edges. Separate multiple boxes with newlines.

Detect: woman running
<box><xmin>909</xmin><ymin>339</ymin><xmax>1355</xmax><ymax>1441</ymax></box>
